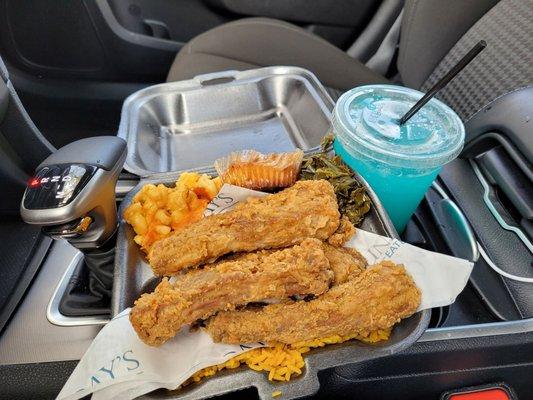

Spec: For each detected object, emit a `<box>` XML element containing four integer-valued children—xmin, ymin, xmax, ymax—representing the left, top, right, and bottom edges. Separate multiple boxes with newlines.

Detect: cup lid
<box><xmin>332</xmin><ymin>84</ymin><xmax>465</xmax><ymax>169</ymax></box>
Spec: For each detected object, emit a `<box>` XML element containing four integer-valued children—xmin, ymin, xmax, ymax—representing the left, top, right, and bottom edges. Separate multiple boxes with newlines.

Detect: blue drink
<box><xmin>332</xmin><ymin>85</ymin><xmax>465</xmax><ymax>233</ymax></box>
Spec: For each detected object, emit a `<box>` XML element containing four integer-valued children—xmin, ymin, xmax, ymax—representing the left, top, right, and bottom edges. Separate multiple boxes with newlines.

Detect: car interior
<box><xmin>0</xmin><ymin>0</ymin><xmax>531</xmax><ymax>399</ymax></box>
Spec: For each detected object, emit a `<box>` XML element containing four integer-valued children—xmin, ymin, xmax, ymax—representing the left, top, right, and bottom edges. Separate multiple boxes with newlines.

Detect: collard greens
<box><xmin>300</xmin><ymin>136</ymin><xmax>371</xmax><ymax>226</ymax></box>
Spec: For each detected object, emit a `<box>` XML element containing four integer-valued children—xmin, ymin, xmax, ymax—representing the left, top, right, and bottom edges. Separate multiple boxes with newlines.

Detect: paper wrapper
<box><xmin>58</xmin><ymin>184</ymin><xmax>473</xmax><ymax>400</ymax></box>
<box><xmin>214</xmin><ymin>149</ymin><xmax>304</xmax><ymax>190</ymax></box>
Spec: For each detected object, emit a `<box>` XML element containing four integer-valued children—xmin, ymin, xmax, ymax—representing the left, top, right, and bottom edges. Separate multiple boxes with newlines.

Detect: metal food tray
<box><xmin>117</xmin><ymin>67</ymin><xmax>335</xmax><ymax>176</ymax></box>
<box><xmin>112</xmin><ymin>165</ymin><xmax>431</xmax><ymax>400</ymax></box>
<box><xmin>113</xmin><ymin>66</ymin><xmax>430</xmax><ymax>399</ymax></box>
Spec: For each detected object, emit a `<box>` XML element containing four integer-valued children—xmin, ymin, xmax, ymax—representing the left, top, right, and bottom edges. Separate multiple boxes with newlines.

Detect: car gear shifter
<box><xmin>21</xmin><ymin>136</ymin><xmax>127</xmax><ymax>248</ymax></box>
<box><xmin>21</xmin><ymin>136</ymin><xmax>127</xmax><ymax>316</ymax></box>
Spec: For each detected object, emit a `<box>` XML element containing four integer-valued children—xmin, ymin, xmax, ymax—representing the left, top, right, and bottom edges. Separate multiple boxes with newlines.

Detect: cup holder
<box><xmin>47</xmin><ymin>249</ymin><xmax>110</xmax><ymax>326</ymax></box>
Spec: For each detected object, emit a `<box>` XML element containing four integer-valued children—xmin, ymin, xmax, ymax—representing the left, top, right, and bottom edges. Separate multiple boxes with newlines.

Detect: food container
<box><xmin>113</xmin><ymin>68</ymin><xmax>431</xmax><ymax>399</ymax></box>
<box><xmin>112</xmin><ymin>165</ymin><xmax>430</xmax><ymax>400</ymax></box>
<box><xmin>117</xmin><ymin>67</ymin><xmax>335</xmax><ymax>177</ymax></box>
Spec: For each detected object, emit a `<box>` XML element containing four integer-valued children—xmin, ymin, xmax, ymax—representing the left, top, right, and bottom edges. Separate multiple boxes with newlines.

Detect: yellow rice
<box><xmin>190</xmin><ymin>329</ymin><xmax>391</xmax><ymax>384</ymax></box>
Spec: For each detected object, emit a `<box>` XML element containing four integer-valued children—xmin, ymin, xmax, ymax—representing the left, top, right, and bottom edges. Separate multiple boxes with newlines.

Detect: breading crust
<box><xmin>322</xmin><ymin>243</ymin><xmax>367</xmax><ymax>285</ymax></box>
<box><xmin>148</xmin><ymin>180</ymin><xmax>340</xmax><ymax>275</ymax></box>
<box><xmin>206</xmin><ymin>261</ymin><xmax>421</xmax><ymax>344</ymax></box>
<box><xmin>327</xmin><ymin>216</ymin><xmax>356</xmax><ymax>247</ymax></box>
<box><xmin>130</xmin><ymin>239</ymin><xmax>333</xmax><ymax>346</ymax></box>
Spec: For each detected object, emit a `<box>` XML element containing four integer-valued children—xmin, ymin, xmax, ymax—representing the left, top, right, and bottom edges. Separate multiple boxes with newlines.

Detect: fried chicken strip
<box><xmin>130</xmin><ymin>239</ymin><xmax>333</xmax><ymax>346</ymax></box>
<box><xmin>322</xmin><ymin>243</ymin><xmax>367</xmax><ymax>285</ymax></box>
<box><xmin>327</xmin><ymin>216</ymin><xmax>356</xmax><ymax>247</ymax></box>
<box><xmin>148</xmin><ymin>180</ymin><xmax>340</xmax><ymax>275</ymax></box>
<box><xmin>206</xmin><ymin>261</ymin><xmax>421</xmax><ymax>344</ymax></box>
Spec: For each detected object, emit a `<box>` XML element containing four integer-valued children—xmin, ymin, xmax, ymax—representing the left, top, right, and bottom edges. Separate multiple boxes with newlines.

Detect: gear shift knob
<box><xmin>20</xmin><ymin>136</ymin><xmax>127</xmax><ymax>249</ymax></box>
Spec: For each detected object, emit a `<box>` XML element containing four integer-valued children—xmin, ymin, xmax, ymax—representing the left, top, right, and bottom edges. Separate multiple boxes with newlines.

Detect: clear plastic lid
<box><xmin>332</xmin><ymin>85</ymin><xmax>465</xmax><ymax>169</ymax></box>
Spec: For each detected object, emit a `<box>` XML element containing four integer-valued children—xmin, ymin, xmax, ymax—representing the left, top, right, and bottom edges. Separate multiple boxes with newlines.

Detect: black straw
<box><xmin>399</xmin><ymin>40</ymin><xmax>487</xmax><ymax>125</ymax></box>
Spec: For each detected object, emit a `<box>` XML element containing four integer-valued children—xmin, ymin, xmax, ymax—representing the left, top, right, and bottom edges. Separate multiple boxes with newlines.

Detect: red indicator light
<box><xmin>29</xmin><ymin>178</ymin><xmax>40</xmax><ymax>188</ymax></box>
<box><xmin>449</xmin><ymin>388</ymin><xmax>511</xmax><ymax>400</ymax></box>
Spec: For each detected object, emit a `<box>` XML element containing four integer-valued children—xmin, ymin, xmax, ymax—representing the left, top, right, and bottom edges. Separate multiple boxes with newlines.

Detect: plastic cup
<box><xmin>332</xmin><ymin>84</ymin><xmax>465</xmax><ymax>233</ymax></box>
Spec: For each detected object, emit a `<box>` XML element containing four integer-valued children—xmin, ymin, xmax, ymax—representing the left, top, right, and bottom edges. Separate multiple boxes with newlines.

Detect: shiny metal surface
<box><xmin>117</xmin><ymin>67</ymin><xmax>335</xmax><ymax>176</ymax></box>
<box><xmin>46</xmin><ymin>251</ymin><xmax>110</xmax><ymax>327</ymax></box>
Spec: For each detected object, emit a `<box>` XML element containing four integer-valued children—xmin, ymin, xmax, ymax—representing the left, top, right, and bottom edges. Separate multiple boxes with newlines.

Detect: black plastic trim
<box><xmin>0</xmin><ymin>234</ymin><xmax>52</xmax><ymax>335</ymax></box>
<box><xmin>464</xmin><ymin>85</ymin><xmax>533</xmax><ymax>164</ymax></box>
<box><xmin>94</xmin><ymin>0</ymin><xmax>183</xmax><ymax>51</ymax></box>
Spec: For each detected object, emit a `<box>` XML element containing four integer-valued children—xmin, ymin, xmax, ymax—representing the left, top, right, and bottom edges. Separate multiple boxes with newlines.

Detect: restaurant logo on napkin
<box><xmin>87</xmin><ymin>349</ymin><xmax>140</xmax><ymax>386</ymax></box>
<box><xmin>204</xmin><ymin>184</ymin><xmax>267</xmax><ymax>216</ymax></box>
<box><xmin>364</xmin><ymin>235</ymin><xmax>403</xmax><ymax>264</ymax></box>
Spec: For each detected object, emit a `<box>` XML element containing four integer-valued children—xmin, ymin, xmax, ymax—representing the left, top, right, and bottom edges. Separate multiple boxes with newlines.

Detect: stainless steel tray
<box><xmin>114</xmin><ymin>66</ymin><xmax>430</xmax><ymax>399</ymax></box>
<box><xmin>117</xmin><ymin>67</ymin><xmax>335</xmax><ymax>176</ymax></box>
<box><xmin>112</xmin><ymin>165</ymin><xmax>430</xmax><ymax>400</ymax></box>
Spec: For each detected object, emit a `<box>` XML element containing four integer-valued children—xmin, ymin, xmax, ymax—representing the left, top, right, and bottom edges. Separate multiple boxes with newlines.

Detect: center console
<box><xmin>20</xmin><ymin>136</ymin><xmax>127</xmax><ymax>319</ymax></box>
